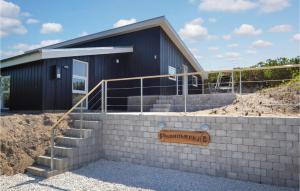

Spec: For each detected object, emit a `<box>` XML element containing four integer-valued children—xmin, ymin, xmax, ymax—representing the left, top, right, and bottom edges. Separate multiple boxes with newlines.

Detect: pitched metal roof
<box><xmin>1</xmin><ymin>16</ymin><xmax>204</xmax><ymax>73</ymax></box>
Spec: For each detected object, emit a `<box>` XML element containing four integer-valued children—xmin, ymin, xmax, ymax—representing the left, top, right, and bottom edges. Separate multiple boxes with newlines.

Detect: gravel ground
<box><xmin>0</xmin><ymin>159</ymin><xmax>297</xmax><ymax>191</ymax></box>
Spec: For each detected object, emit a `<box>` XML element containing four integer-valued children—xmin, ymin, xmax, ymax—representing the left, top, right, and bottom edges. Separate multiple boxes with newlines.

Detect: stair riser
<box><xmin>64</xmin><ymin>128</ymin><xmax>92</xmax><ymax>138</ymax></box>
<box><xmin>156</xmin><ymin>100</ymin><xmax>173</xmax><ymax>104</ymax></box>
<box><xmin>56</xmin><ymin>137</ymin><xmax>84</xmax><ymax>147</ymax></box>
<box><xmin>27</xmin><ymin>167</ymin><xmax>62</xmax><ymax>178</ymax></box>
<box><xmin>46</xmin><ymin>147</ymin><xmax>76</xmax><ymax>158</ymax></box>
<box><xmin>73</xmin><ymin>120</ymin><xmax>100</xmax><ymax>129</ymax></box>
<box><xmin>150</xmin><ymin>109</ymin><xmax>170</xmax><ymax>112</ymax></box>
<box><xmin>37</xmin><ymin>157</ymin><xmax>68</xmax><ymax>170</ymax></box>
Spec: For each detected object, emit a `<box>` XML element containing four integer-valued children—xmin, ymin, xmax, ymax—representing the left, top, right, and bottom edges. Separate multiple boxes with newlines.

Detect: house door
<box><xmin>183</xmin><ymin>65</ymin><xmax>188</xmax><ymax>96</ymax></box>
<box><xmin>72</xmin><ymin>59</ymin><xmax>88</xmax><ymax>109</ymax></box>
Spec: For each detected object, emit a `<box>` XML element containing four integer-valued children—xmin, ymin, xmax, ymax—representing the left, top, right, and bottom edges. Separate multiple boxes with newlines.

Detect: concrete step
<box><xmin>64</xmin><ymin>128</ymin><xmax>93</xmax><ymax>138</ymax></box>
<box><xmin>152</xmin><ymin>104</ymin><xmax>171</xmax><ymax>108</ymax></box>
<box><xmin>156</xmin><ymin>99</ymin><xmax>173</xmax><ymax>104</ymax></box>
<box><xmin>69</xmin><ymin>113</ymin><xmax>103</xmax><ymax>121</ymax></box>
<box><xmin>73</xmin><ymin>120</ymin><xmax>100</xmax><ymax>129</ymax></box>
<box><xmin>36</xmin><ymin>155</ymin><xmax>68</xmax><ymax>170</ymax></box>
<box><xmin>55</xmin><ymin>136</ymin><xmax>85</xmax><ymax>147</ymax></box>
<box><xmin>26</xmin><ymin>165</ymin><xmax>62</xmax><ymax>178</ymax></box>
<box><xmin>150</xmin><ymin>108</ymin><xmax>170</xmax><ymax>112</ymax></box>
<box><xmin>46</xmin><ymin>145</ymin><xmax>77</xmax><ymax>158</ymax></box>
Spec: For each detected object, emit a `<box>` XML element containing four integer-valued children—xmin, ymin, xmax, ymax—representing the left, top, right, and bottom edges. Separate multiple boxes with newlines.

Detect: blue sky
<box><xmin>1</xmin><ymin>0</ymin><xmax>299</xmax><ymax>70</ymax></box>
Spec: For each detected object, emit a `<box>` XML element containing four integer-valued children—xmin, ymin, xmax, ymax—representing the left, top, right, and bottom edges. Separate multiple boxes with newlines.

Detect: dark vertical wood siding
<box><xmin>159</xmin><ymin>29</ymin><xmax>202</xmax><ymax>95</ymax></box>
<box><xmin>1</xmin><ymin>61</ymin><xmax>43</xmax><ymax>110</ymax></box>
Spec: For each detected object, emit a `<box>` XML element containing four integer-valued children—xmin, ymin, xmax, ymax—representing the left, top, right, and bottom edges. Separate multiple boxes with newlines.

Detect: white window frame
<box><xmin>72</xmin><ymin>59</ymin><xmax>88</xmax><ymax>109</ymax></box>
<box><xmin>192</xmin><ymin>75</ymin><xmax>198</xmax><ymax>87</ymax></box>
<box><xmin>1</xmin><ymin>75</ymin><xmax>10</xmax><ymax>110</ymax></box>
<box><xmin>168</xmin><ymin>66</ymin><xmax>177</xmax><ymax>81</ymax></box>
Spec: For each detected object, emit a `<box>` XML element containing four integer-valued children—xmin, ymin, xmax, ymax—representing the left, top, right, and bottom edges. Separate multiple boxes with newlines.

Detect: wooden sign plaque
<box><xmin>158</xmin><ymin>130</ymin><xmax>210</xmax><ymax>146</ymax></box>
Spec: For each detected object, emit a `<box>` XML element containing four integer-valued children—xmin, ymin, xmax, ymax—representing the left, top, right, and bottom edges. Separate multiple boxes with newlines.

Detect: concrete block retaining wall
<box><xmin>71</xmin><ymin>113</ymin><xmax>299</xmax><ymax>188</ymax></box>
<box><xmin>127</xmin><ymin>93</ymin><xmax>236</xmax><ymax>112</ymax></box>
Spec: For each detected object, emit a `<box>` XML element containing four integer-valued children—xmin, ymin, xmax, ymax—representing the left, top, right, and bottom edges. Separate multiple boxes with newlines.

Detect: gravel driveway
<box><xmin>0</xmin><ymin>159</ymin><xmax>297</xmax><ymax>191</ymax></box>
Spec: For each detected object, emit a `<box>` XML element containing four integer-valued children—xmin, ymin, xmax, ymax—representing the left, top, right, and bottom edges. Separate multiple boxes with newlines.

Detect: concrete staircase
<box><xmin>150</xmin><ymin>96</ymin><xmax>174</xmax><ymax>112</ymax></box>
<box><xmin>26</xmin><ymin>119</ymin><xmax>102</xmax><ymax>178</ymax></box>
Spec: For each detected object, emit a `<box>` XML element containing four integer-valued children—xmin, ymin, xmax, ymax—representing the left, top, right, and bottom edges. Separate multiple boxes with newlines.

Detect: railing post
<box><xmin>101</xmin><ymin>83</ymin><xmax>104</xmax><ymax>113</ymax></box>
<box><xmin>184</xmin><ymin>73</ymin><xmax>187</xmax><ymax>113</ymax></box>
<box><xmin>202</xmin><ymin>77</ymin><xmax>205</xmax><ymax>94</ymax></box>
<box><xmin>239</xmin><ymin>70</ymin><xmax>242</xmax><ymax>95</ymax></box>
<box><xmin>176</xmin><ymin>75</ymin><xmax>178</xmax><ymax>95</ymax></box>
<box><xmin>231</xmin><ymin>71</ymin><xmax>234</xmax><ymax>93</ymax></box>
<box><xmin>140</xmin><ymin>78</ymin><xmax>143</xmax><ymax>114</ymax></box>
<box><xmin>104</xmin><ymin>80</ymin><xmax>107</xmax><ymax>113</ymax></box>
<box><xmin>80</xmin><ymin>101</ymin><xmax>83</xmax><ymax>138</ymax></box>
<box><xmin>50</xmin><ymin>128</ymin><xmax>54</xmax><ymax>170</ymax></box>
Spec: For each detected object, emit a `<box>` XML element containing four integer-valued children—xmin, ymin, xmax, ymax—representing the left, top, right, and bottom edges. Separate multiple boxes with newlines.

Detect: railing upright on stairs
<box><xmin>48</xmin><ymin>63</ymin><xmax>300</xmax><ymax>170</ymax></box>
<box><xmin>50</xmin><ymin>80</ymin><xmax>104</xmax><ymax>170</ymax></box>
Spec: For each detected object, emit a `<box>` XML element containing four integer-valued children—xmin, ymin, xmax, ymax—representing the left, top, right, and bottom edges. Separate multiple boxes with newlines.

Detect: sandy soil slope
<box><xmin>0</xmin><ymin>113</ymin><xmax>70</xmax><ymax>175</ymax></box>
<box><xmin>194</xmin><ymin>77</ymin><xmax>300</xmax><ymax>117</ymax></box>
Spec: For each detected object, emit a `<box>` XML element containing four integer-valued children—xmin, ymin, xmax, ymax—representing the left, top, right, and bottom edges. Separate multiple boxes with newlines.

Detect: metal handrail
<box><xmin>49</xmin><ymin>63</ymin><xmax>300</xmax><ymax>170</ymax></box>
<box><xmin>50</xmin><ymin>80</ymin><xmax>104</xmax><ymax>170</ymax></box>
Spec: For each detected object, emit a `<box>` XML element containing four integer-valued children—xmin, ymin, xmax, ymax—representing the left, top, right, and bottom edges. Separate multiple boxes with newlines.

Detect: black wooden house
<box><xmin>0</xmin><ymin>16</ymin><xmax>205</xmax><ymax>111</ymax></box>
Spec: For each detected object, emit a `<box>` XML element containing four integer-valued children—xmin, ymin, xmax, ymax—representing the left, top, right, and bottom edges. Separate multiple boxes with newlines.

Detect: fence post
<box><xmin>80</xmin><ymin>101</ymin><xmax>83</xmax><ymax>138</ymax></box>
<box><xmin>101</xmin><ymin>83</ymin><xmax>104</xmax><ymax>113</ymax></box>
<box><xmin>50</xmin><ymin>128</ymin><xmax>54</xmax><ymax>170</ymax></box>
<box><xmin>140</xmin><ymin>78</ymin><xmax>143</xmax><ymax>114</ymax></box>
<box><xmin>104</xmin><ymin>80</ymin><xmax>107</xmax><ymax>113</ymax></box>
<box><xmin>184</xmin><ymin>73</ymin><xmax>187</xmax><ymax>113</ymax></box>
<box><xmin>231</xmin><ymin>71</ymin><xmax>234</xmax><ymax>93</ymax></box>
<box><xmin>239</xmin><ymin>70</ymin><xmax>242</xmax><ymax>95</ymax></box>
<box><xmin>202</xmin><ymin>77</ymin><xmax>205</xmax><ymax>94</ymax></box>
<box><xmin>176</xmin><ymin>76</ymin><xmax>178</xmax><ymax>95</ymax></box>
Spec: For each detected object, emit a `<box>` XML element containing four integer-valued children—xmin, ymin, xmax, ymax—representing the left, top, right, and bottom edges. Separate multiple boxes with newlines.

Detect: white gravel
<box><xmin>0</xmin><ymin>159</ymin><xmax>297</xmax><ymax>191</ymax></box>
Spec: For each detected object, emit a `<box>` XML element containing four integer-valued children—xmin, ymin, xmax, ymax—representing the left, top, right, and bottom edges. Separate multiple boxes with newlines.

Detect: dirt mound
<box><xmin>0</xmin><ymin>113</ymin><xmax>70</xmax><ymax>175</ymax></box>
<box><xmin>195</xmin><ymin>76</ymin><xmax>300</xmax><ymax>116</ymax></box>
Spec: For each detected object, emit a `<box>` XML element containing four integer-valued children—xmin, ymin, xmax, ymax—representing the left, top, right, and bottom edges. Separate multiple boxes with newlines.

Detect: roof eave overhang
<box><xmin>0</xmin><ymin>47</ymin><xmax>133</xmax><ymax>68</ymax></box>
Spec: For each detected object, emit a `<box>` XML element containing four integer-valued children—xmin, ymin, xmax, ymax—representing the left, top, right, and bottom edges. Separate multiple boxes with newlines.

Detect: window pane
<box><xmin>3</xmin><ymin>93</ymin><xmax>9</xmax><ymax>108</ymax></box>
<box><xmin>73</xmin><ymin>78</ymin><xmax>85</xmax><ymax>91</ymax></box>
<box><xmin>1</xmin><ymin>77</ymin><xmax>10</xmax><ymax>91</ymax></box>
<box><xmin>72</xmin><ymin>93</ymin><xmax>87</xmax><ymax>107</ymax></box>
<box><xmin>73</xmin><ymin>60</ymin><xmax>87</xmax><ymax>77</ymax></box>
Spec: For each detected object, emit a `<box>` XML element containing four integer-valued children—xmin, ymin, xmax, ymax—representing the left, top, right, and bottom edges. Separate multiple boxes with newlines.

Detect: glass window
<box><xmin>73</xmin><ymin>60</ymin><xmax>87</xmax><ymax>77</ymax></box>
<box><xmin>72</xmin><ymin>78</ymin><xmax>85</xmax><ymax>91</ymax></box>
<box><xmin>192</xmin><ymin>76</ymin><xmax>198</xmax><ymax>87</ymax></box>
<box><xmin>1</xmin><ymin>76</ymin><xmax>10</xmax><ymax>109</ymax></box>
<box><xmin>168</xmin><ymin>66</ymin><xmax>176</xmax><ymax>81</ymax></box>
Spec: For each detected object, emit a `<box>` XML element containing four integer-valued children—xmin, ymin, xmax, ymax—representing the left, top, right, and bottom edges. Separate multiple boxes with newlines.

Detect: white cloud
<box><xmin>40</xmin><ymin>23</ymin><xmax>63</xmax><ymax>34</ymax></box>
<box><xmin>222</xmin><ymin>34</ymin><xmax>232</xmax><ymax>40</ymax></box>
<box><xmin>292</xmin><ymin>33</ymin><xmax>300</xmax><ymax>41</ymax></box>
<box><xmin>190</xmin><ymin>48</ymin><xmax>203</xmax><ymax>60</ymax></box>
<box><xmin>20</xmin><ymin>12</ymin><xmax>31</xmax><ymax>17</ymax></box>
<box><xmin>26</xmin><ymin>18</ymin><xmax>39</xmax><ymax>24</ymax></box>
<box><xmin>227</xmin><ymin>43</ymin><xmax>239</xmax><ymax>48</ymax></box>
<box><xmin>252</xmin><ymin>40</ymin><xmax>273</xmax><ymax>48</ymax></box>
<box><xmin>0</xmin><ymin>50</ymin><xmax>23</xmax><ymax>59</ymax></box>
<box><xmin>0</xmin><ymin>0</ymin><xmax>27</xmax><ymax>37</ymax></box>
<box><xmin>245</xmin><ymin>50</ymin><xmax>257</xmax><ymax>54</ymax></box>
<box><xmin>179</xmin><ymin>17</ymin><xmax>208</xmax><ymax>42</ymax></box>
<box><xmin>216</xmin><ymin>52</ymin><xmax>241</xmax><ymax>60</ymax></box>
<box><xmin>268</xmin><ymin>24</ymin><xmax>292</xmax><ymax>33</ymax></box>
<box><xmin>113</xmin><ymin>18</ymin><xmax>137</xmax><ymax>28</ymax></box>
<box><xmin>208</xmin><ymin>17</ymin><xmax>217</xmax><ymax>23</ymax></box>
<box><xmin>13</xmin><ymin>39</ymin><xmax>62</xmax><ymax>52</ymax></box>
<box><xmin>234</xmin><ymin>24</ymin><xmax>262</xmax><ymax>36</ymax></box>
<box><xmin>199</xmin><ymin>0</ymin><xmax>257</xmax><ymax>12</ymax></box>
<box><xmin>259</xmin><ymin>0</ymin><xmax>290</xmax><ymax>13</ymax></box>
<box><xmin>208</xmin><ymin>46</ymin><xmax>219</xmax><ymax>51</ymax></box>
<box><xmin>79</xmin><ymin>31</ymin><xmax>89</xmax><ymax>37</ymax></box>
